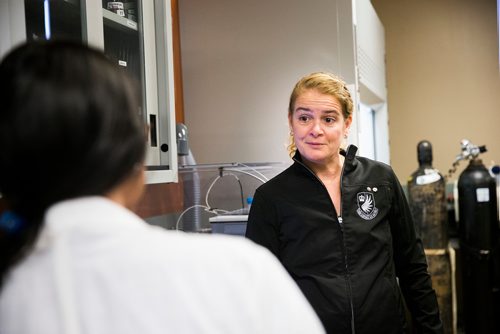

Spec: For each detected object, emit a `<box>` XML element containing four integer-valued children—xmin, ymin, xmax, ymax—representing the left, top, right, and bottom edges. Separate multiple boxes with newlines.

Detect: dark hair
<box><xmin>0</xmin><ymin>40</ymin><xmax>146</xmax><ymax>286</ymax></box>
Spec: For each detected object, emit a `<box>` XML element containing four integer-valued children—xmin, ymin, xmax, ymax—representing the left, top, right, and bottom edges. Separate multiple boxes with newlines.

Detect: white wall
<box><xmin>178</xmin><ymin>0</ymin><xmax>357</xmax><ymax>164</ymax></box>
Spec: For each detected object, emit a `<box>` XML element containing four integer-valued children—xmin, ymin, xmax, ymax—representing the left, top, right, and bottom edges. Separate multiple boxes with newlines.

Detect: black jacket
<box><xmin>246</xmin><ymin>146</ymin><xmax>442</xmax><ymax>334</ymax></box>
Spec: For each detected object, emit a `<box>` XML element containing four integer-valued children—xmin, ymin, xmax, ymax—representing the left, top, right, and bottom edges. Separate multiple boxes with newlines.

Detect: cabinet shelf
<box><xmin>102</xmin><ymin>8</ymin><xmax>138</xmax><ymax>32</ymax></box>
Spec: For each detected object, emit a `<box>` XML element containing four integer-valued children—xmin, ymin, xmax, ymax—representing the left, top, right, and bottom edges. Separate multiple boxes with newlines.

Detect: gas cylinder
<box><xmin>408</xmin><ymin>140</ymin><xmax>452</xmax><ymax>333</ymax></box>
<box><xmin>408</xmin><ymin>140</ymin><xmax>448</xmax><ymax>248</ymax></box>
<box><xmin>456</xmin><ymin>141</ymin><xmax>499</xmax><ymax>334</ymax></box>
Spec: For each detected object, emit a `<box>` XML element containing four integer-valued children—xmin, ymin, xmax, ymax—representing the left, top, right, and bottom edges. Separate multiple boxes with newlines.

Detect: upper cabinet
<box><xmin>0</xmin><ymin>0</ymin><xmax>177</xmax><ymax>184</ymax></box>
<box><xmin>355</xmin><ymin>0</ymin><xmax>387</xmax><ymax>104</ymax></box>
<box><xmin>354</xmin><ymin>0</ymin><xmax>390</xmax><ymax>164</ymax></box>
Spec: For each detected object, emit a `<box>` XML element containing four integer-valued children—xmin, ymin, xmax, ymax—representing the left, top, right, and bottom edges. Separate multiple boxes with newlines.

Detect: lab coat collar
<box><xmin>35</xmin><ymin>196</ymin><xmax>145</xmax><ymax>250</ymax></box>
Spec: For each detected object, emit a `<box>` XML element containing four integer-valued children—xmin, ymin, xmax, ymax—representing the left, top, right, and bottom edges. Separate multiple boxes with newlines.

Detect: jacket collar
<box><xmin>343</xmin><ymin>144</ymin><xmax>358</xmax><ymax>173</ymax></box>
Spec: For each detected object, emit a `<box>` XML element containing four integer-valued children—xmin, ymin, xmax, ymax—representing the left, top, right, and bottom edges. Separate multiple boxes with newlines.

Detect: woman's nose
<box><xmin>310</xmin><ymin>121</ymin><xmax>323</xmax><ymax>137</ymax></box>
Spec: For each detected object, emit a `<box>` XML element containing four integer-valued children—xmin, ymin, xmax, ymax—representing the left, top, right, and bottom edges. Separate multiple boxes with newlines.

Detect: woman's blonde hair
<box><xmin>287</xmin><ymin>72</ymin><xmax>353</xmax><ymax>157</ymax></box>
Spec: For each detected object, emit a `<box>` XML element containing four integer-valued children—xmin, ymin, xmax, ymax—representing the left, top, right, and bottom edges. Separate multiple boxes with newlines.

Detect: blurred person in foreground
<box><xmin>245</xmin><ymin>72</ymin><xmax>443</xmax><ymax>334</ymax></box>
<box><xmin>0</xmin><ymin>41</ymin><xmax>325</xmax><ymax>334</ymax></box>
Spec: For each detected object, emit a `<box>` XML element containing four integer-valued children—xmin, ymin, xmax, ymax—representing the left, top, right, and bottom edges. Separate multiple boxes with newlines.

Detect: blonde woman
<box><xmin>246</xmin><ymin>72</ymin><xmax>442</xmax><ymax>334</ymax></box>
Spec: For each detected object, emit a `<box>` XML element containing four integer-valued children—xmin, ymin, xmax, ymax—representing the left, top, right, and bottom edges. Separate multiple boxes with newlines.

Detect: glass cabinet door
<box><xmin>100</xmin><ymin>0</ymin><xmax>151</xmax><ymax>165</ymax></box>
<box><xmin>9</xmin><ymin>0</ymin><xmax>178</xmax><ymax>184</ymax></box>
<box><xmin>101</xmin><ymin>0</ymin><xmax>143</xmax><ymax>98</ymax></box>
<box><xmin>89</xmin><ymin>0</ymin><xmax>178</xmax><ymax>183</ymax></box>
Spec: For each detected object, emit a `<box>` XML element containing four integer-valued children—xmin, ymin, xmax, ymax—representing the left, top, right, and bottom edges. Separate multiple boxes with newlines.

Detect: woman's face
<box><xmin>289</xmin><ymin>89</ymin><xmax>351</xmax><ymax>166</ymax></box>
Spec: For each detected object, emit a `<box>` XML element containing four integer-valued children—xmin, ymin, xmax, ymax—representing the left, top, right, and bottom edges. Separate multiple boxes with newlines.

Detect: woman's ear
<box><xmin>345</xmin><ymin>114</ymin><xmax>353</xmax><ymax>128</ymax></box>
<box><xmin>345</xmin><ymin>115</ymin><xmax>352</xmax><ymax>133</ymax></box>
<box><xmin>343</xmin><ymin>115</ymin><xmax>353</xmax><ymax>139</ymax></box>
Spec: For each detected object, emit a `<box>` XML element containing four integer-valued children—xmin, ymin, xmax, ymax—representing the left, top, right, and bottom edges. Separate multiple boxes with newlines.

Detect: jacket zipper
<box><xmin>338</xmin><ymin>158</ymin><xmax>356</xmax><ymax>334</ymax></box>
<box><xmin>293</xmin><ymin>156</ymin><xmax>356</xmax><ymax>334</ymax></box>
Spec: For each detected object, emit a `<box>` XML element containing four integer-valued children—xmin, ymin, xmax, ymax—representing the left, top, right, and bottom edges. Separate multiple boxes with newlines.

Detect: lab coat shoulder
<box><xmin>139</xmin><ymin>228</ymin><xmax>326</xmax><ymax>334</ymax></box>
<box><xmin>0</xmin><ymin>197</ymin><xmax>325</xmax><ymax>334</ymax></box>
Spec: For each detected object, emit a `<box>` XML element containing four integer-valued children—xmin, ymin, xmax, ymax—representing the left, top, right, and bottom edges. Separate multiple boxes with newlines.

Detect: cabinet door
<box><xmin>85</xmin><ymin>0</ymin><xmax>178</xmax><ymax>183</ymax></box>
<box><xmin>1</xmin><ymin>0</ymin><xmax>178</xmax><ymax>184</ymax></box>
<box><xmin>147</xmin><ymin>0</ymin><xmax>178</xmax><ymax>183</ymax></box>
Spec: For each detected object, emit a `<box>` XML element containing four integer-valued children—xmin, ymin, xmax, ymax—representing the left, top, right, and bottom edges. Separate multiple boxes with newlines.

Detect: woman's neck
<box><xmin>302</xmin><ymin>154</ymin><xmax>345</xmax><ymax>180</ymax></box>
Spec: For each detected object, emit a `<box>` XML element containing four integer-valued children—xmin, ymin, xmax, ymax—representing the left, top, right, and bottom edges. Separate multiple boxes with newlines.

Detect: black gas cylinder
<box><xmin>458</xmin><ymin>158</ymin><xmax>499</xmax><ymax>334</ymax></box>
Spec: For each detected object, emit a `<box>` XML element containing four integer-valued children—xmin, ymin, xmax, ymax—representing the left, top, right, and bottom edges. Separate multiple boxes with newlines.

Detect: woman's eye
<box><xmin>324</xmin><ymin>117</ymin><xmax>335</xmax><ymax>124</ymax></box>
<box><xmin>298</xmin><ymin>115</ymin><xmax>309</xmax><ymax>122</ymax></box>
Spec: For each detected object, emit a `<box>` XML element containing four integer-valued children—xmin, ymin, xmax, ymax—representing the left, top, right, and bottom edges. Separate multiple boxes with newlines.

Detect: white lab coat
<box><xmin>0</xmin><ymin>197</ymin><xmax>324</xmax><ymax>334</ymax></box>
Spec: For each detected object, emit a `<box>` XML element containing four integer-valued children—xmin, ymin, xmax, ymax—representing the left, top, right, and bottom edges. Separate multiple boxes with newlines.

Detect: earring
<box><xmin>290</xmin><ymin>130</ymin><xmax>294</xmax><ymax>136</ymax></box>
<box><xmin>344</xmin><ymin>134</ymin><xmax>348</xmax><ymax>139</ymax></box>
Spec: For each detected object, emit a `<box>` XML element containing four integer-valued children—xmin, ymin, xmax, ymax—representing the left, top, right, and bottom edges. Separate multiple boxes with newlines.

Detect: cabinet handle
<box><xmin>149</xmin><ymin>114</ymin><xmax>157</xmax><ymax>147</ymax></box>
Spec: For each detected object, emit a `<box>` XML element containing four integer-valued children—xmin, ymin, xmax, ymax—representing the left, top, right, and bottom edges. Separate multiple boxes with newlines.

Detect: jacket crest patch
<box><xmin>356</xmin><ymin>192</ymin><xmax>379</xmax><ymax>220</ymax></box>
